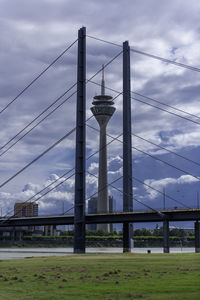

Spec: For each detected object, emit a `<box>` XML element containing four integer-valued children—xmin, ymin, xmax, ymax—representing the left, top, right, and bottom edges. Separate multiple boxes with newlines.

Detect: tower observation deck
<box><xmin>90</xmin><ymin>65</ymin><xmax>116</xmax><ymax>232</ymax></box>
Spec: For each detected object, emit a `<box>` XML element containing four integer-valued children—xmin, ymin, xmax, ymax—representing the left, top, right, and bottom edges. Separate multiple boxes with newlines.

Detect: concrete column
<box><xmin>17</xmin><ymin>231</ymin><xmax>22</xmax><ymax>241</ymax></box>
<box><xmin>97</xmin><ymin>123</ymin><xmax>109</xmax><ymax>232</ymax></box>
<box><xmin>163</xmin><ymin>220</ymin><xmax>170</xmax><ymax>253</ymax></box>
<box><xmin>53</xmin><ymin>225</ymin><xmax>57</xmax><ymax>236</ymax></box>
<box><xmin>123</xmin><ymin>223</ymin><xmax>133</xmax><ymax>253</ymax></box>
<box><xmin>10</xmin><ymin>228</ymin><xmax>16</xmax><ymax>241</ymax></box>
<box><xmin>44</xmin><ymin>225</ymin><xmax>48</xmax><ymax>236</ymax></box>
<box><xmin>195</xmin><ymin>221</ymin><xmax>200</xmax><ymax>253</ymax></box>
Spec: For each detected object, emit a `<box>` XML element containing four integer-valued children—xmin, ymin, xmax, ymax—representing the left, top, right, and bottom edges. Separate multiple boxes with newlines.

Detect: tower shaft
<box><xmin>97</xmin><ymin>123</ymin><xmax>109</xmax><ymax>231</ymax></box>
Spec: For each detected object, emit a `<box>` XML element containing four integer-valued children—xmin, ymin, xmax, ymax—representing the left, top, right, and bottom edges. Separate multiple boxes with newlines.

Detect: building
<box><xmin>14</xmin><ymin>202</ymin><xmax>38</xmax><ymax>217</ymax></box>
<box><xmin>90</xmin><ymin>65</ymin><xmax>116</xmax><ymax>232</ymax></box>
<box><xmin>13</xmin><ymin>202</ymin><xmax>57</xmax><ymax>237</ymax></box>
<box><xmin>87</xmin><ymin>197</ymin><xmax>98</xmax><ymax>231</ymax></box>
<box><xmin>44</xmin><ymin>225</ymin><xmax>57</xmax><ymax>236</ymax></box>
<box><xmin>0</xmin><ymin>202</ymin><xmax>41</xmax><ymax>240</ymax></box>
<box><xmin>87</xmin><ymin>196</ymin><xmax>115</xmax><ymax>232</ymax></box>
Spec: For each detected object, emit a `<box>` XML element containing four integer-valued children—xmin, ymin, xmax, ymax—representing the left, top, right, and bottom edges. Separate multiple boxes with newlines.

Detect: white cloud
<box><xmin>144</xmin><ymin>175</ymin><xmax>199</xmax><ymax>199</ymax></box>
<box><xmin>108</xmin><ymin>155</ymin><xmax>123</xmax><ymax>165</ymax></box>
<box><xmin>0</xmin><ymin>173</ymin><xmax>75</xmax><ymax>216</ymax></box>
<box><xmin>88</xmin><ymin>162</ymin><xmax>98</xmax><ymax>172</ymax></box>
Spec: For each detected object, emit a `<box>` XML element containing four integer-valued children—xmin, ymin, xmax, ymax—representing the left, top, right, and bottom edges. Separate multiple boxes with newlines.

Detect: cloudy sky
<box><xmin>0</xmin><ymin>0</ymin><xmax>200</xmax><ymax>228</ymax></box>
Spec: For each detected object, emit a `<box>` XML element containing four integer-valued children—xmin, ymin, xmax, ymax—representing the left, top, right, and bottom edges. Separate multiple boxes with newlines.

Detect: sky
<box><xmin>0</xmin><ymin>0</ymin><xmax>200</xmax><ymax>229</ymax></box>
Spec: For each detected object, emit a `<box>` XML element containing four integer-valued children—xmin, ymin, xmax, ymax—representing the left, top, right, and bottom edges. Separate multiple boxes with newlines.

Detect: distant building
<box><xmin>87</xmin><ymin>197</ymin><xmax>98</xmax><ymax>231</ymax></box>
<box><xmin>0</xmin><ymin>202</ymin><xmax>41</xmax><ymax>240</ymax></box>
<box><xmin>88</xmin><ymin>197</ymin><xmax>98</xmax><ymax>215</ymax></box>
<box><xmin>14</xmin><ymin>202</ymin><xmax>38</xmax><ymax>217</ymax></box>
<box><xmin>13</xmin><ymin>202</ymin><xmax>57</xmax><ymax>237</ymax></box>
<box><xmin>44</xmin><ymin>225</ymin><xmax>57</xmax><ymax>236</ymax></box>
<box><xmin>87</xmin><ymin>196</ymin><xmax>115</xmax><ymax>232</ymax></box>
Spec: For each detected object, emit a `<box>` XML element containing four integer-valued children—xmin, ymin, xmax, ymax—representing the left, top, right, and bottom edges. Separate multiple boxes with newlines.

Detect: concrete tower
<box><xmin>90</xmin><ymin>66</ymin><xmax>116</xmax><ymax>231</ymax></box>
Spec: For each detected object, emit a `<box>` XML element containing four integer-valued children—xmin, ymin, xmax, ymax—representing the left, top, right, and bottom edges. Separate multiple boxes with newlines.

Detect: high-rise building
<box><xmin>87</xmin><ymin>197</ymin><xmax>98</xmax><ymax>231</ymax></box>
<box><xmin>90</xmin><ymin>66</ymin><xmax>116</xmax><ymax>232</ymax></box>
<box><xmin>14</xmin><ymin>202</ymin><xmax>38</xmax><ymax>217</ymax></box>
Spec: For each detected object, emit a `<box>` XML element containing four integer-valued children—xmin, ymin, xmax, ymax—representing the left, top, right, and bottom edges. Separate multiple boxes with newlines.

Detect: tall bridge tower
<box><xmin>90</xmin><ymin>66</ymin><xmax>116</xmax><ymax>231</ymax></box>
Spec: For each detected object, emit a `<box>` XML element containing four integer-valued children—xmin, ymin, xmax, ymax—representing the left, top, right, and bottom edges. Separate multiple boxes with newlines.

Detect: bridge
<box><xmin>1</xmin><ymin>208</ymin><xmax>200</xmax><ymax>253</ymax></box>
<box><xmin>1</xmin><ymin>209</ymin><xmax>200</xmax><ymax>226</ymax></box>
<box><xmin>0</xmin><ymin>27</ymin><xmax>200</xmax><ymax>254</ymax></box>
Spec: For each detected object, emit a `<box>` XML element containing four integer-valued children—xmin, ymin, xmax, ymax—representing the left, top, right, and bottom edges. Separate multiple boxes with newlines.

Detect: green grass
<box><xmin>0</xmin><ymin>253</ymin><xmax>199</xmax><ymax>299</ymax></box>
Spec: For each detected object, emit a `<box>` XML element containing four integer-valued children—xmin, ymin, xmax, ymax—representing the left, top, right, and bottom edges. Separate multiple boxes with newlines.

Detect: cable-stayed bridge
<box><xmin>1</xmin><ymin>209</ymin><xmax>200</xmax><ymax>226</ymax></box>
<box><xmin>0</xmin><ymin>27</ymin><xmax>199</xmax><ymax>253</ymax></box>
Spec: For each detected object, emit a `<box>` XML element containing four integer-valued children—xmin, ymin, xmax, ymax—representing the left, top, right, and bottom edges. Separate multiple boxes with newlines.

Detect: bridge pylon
<box><xmin>74</xmin><ymin>27</ymin><xmax>86</xmax><ymax>253</ymax></box>
<box><xmin>123</xmin><ymin>41</ymin><xmax>133</xmax><ymax>252</ymax></box>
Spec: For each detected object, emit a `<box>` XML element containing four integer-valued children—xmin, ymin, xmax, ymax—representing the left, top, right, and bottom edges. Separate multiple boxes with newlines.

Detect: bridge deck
<box><xmin>0</xmin><ymin>209</ymin><xmax>199</xmax><ymax>227</ymax></box>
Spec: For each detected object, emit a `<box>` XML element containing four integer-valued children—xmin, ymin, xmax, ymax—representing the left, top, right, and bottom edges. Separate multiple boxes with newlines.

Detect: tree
<box><xmin>134</xmin><ymin>228</ymin><xmax>152</xmax><ymax>236</ymax></box>
<box><xmin>153</xmin><ymin>225</ymin><xmax>163</xmax><ymax>236</ymax></box>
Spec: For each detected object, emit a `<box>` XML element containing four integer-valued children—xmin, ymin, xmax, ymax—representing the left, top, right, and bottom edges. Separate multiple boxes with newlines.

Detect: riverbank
<box><xmin>0</xmin><ymin>247</ymin><xmax>196</xmax><ymax>259</ymax></box>
<box><xmin>0</xmin><ymin>253</ymin><xmax>199</xmax><ymax>299</ymax></box>
<box><xmin>0</xmin><ymin>235</ymin><xmax>195</xmax><ymax>248</ymax></box>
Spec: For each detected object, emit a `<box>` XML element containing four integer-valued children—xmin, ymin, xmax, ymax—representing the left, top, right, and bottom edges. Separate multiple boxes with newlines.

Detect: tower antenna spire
<box><xmin>101</xmin><ymin>64</ymin><xmax>105</xmax><ymax>95</ymax></box>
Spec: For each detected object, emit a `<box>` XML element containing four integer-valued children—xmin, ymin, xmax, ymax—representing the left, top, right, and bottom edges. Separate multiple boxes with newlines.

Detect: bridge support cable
<box><xmin>0</xmin><ymin>39</ymin><xmax>78</xmax><ymax>115</ymax></box>
<box><xmin>87</xmin><ymin>35</ymin><xmax>200</xmax><ymax>73</ymax></box>
<box><xmin>74</xmin><ymin>27</ymin><xmax>86</xmax><ymax>254</ymax></box>
<box><xmin>129</xmin><ymin>48</ymin><xmax>200</xmax><ymax>73</ymax></box>
<box><xmin>2</xmin><ymin>113</ymin><xmax>120</xmax><ymax>220</ymax></box>
<box><xmin>132</xmin><ymin>176</ymin><xmax>191</xmax><ymax>210</ymax></box>
<box><xmin>123</xmin><ymin>41</ymin><xmax>133</xmax><ymax>253</ymax></box>
<box><xmin>0</xmin><ymin>91</ymin><xmax>77</xmax><ymax>159</ymax></box>
<box><xmin>87</xmin><ymin>171</ymin><xmax>165</xmax><ymax>218</ymax></box>
<box><xmin>86</xmin><ymin>133</ymin><xmax>122</xmax><ymax>161</ymax></box>
<box><xmin>0</xmin><ymin>82</ymin><xmax>77</xmax><ymax>154</ymax></box>
<box><xmin>2</xmin><ymin>124</ymin><xmax>122</xmax><ymax>223</ymax></box>
<box><xmin>163</xmin><ymin>219</ymin><xmax>170</xmax><ymax>253</ymax></box>
<box><xmin>89</xmin><ymin>79</ymin><xmax>200</xmax><ymax>127</ymax></box>
<box><xmin>86</xmin><ymin>51</ymin><xmax>122</xmax><ymax>84</ymax></box>
<box><xmin>132</xmin><ymin>133</ymin><xmax>200</xmax><ymax>169</ymax></box>
<box><xmin>195</xmin><ymin>221</ymin><xmax>200</xmax><ymax>253</ymax></box>
<box><xmin>88</xmin><ymin>102</ymin><xmax>200</xmax><ymax>170</ymax></box>
<box><xmin>130</xmin><ymin>95</ymin><xmax>200</xmax><ymax>126</ymax></box>
<box><xmin>63</xmin><ymin>206</ymin><xmax>74</xmax><ymax>215</ymax></box>
<box><xmin>0</xmin><ymin>127</ymin><xmax>77</xmax><ymax>189</ymax></box>
<box><xmin>0</xmin><ymin>172</ymin><xmax>75</xmax><ymax>225</ymax></box>
<box><xmin>0</xmin><ymin>116</ymin><xmax>94</xmax><ymax>220</ymax></box>
<box><xmin>131</xmin><ymin>145</ymin><xmax>200</xmax><ymax>182</ymax></box>
<box><xmin>86</xmin><ymin>173</ymin><xmax>123</xmax><ymax>204</ymax></box>
<box><xmin>86</xmin><ymin>124</ymin><xmax>192</xmax><ymax>211</ymax></box>
<box><xmin>88</xmin><ymin>123</ymin><xmax>200</xmax><ymax>183</ymax></box>
<box><xmin>0</xmin><ymin>51</ymin><xmax>122</xmax><ymax>159</ymax></box>
<box><xmin>131</xmin><ymin>91</ymin><xmax>200</xmax><ymax>122</ymax></box>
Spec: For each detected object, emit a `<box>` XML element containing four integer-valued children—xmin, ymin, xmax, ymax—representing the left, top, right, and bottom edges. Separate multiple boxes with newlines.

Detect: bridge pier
<box><xmin>163</xmin><ymin>220</ymin><xmax>170</xmax><ymax>253</ymax></box>
<box><xmin>15</xmin><ymin>231</ymin><xmax>22</xmax><ymax>241</ymax></box>
<box><xmin>195</xmin><ymin>221</ymin><xmax>200</xmax><ymax>253</ymax></box>
<box><xmin>123</xmin><ymin>223</ymin><xmax>133</xmax><ymax>253</ymax></box>
<box><xmin>10</xmin><ymin>228</ymin><xmax>16</xmax><ymax>241</ymax></box>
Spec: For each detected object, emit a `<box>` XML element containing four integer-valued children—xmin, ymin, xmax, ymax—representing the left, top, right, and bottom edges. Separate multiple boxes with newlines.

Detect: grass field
<box><xmin>0</xmin><ymin>253</ymin><xmax>199</xmax><ymax>300</ymax></box>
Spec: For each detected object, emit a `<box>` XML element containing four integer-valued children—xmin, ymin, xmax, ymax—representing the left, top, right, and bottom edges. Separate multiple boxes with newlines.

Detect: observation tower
<box><xmin>90</xmin><ymin>66</ymin><xmax>116</xmax><ymax>232</ymax></box>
